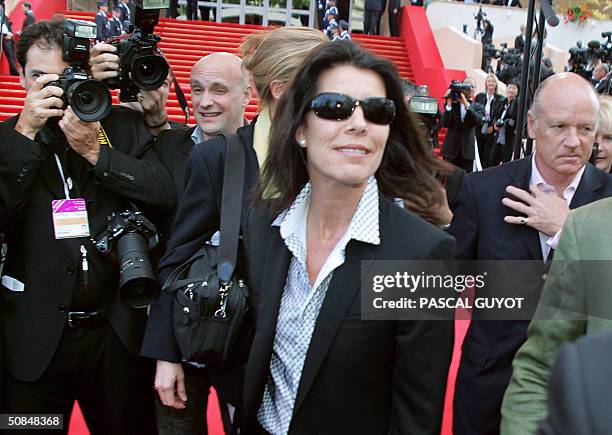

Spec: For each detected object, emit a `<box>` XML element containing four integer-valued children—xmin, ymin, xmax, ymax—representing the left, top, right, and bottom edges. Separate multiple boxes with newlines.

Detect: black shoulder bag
<box><xmin>163</xmin><ymin>134</ymin><xmax>249</xmax><ymax>367</ymax></box>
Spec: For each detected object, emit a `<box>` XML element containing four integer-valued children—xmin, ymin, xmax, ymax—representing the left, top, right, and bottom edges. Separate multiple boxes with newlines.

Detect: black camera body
<box><xmin>495</xmin><ymin>118</ymin><xmax>515</xmax><ymax>129</ymax></box>
<box><xmin>449</xmin><ymin>80</ymin><xmax>472</xmax><ymax>101</ymax></box>
<box><xmin>94</xmin><ymin>209</ymin><xmax>160</xmax><ymax>309</ymax></box>
<box><xmin>44</xmin><ymin>19</ymin><xmax>112</xmax><ymax>122</ymax></box>
<box><xmin>104</xmin><ymin>6</ymin><xmax>169</xmax><ymax>102</ymax></box>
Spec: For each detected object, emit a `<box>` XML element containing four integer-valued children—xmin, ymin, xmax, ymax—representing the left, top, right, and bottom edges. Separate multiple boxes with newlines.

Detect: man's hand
<box><xmin>5</xmin><ymin>32</ymin><xmax>13</xmax><ymax>40</ymax></box>
<box><xmin>459</xmin><ymin>92</ymin><xmax>470</xmax><ymax>108</ymax></box>
<box><xmin>58</xmin><ymin>107</ymin><xmax>101</xmax><ymax>165</ymax></box>
<box><xmin>15</xmin><ymin>74</ymin><xmax>65</xmax><ymax>140</ymax></box>
<box><xmin>90</xmin><ymin>43</ymin><xmax>119</xmax><ymax>81</ymax></box>
<box><xmin>139</xmin><ymin>85</ymin><xmax>169</xmax><ymax>129</ymax></box>
<box><xmin>502</xmin><ymin>185</ymin><xmax>570</xmax><ymax>236</ymax></box>
<box><xmin>154</xmin><ymin>361</ymin><xmax>188</xmax><ymax>409</ymax></box>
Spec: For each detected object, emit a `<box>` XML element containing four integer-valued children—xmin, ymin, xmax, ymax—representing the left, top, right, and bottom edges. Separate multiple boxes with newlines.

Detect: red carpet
<box><xmin>67</xmin><ymin>388</ymin><xmax>226</xmax><ymax>435</ymax></box>
<box><xmin>67</xmin><ymin>320</ymin><xmax>469</xmax><ymax>435</ymax></box>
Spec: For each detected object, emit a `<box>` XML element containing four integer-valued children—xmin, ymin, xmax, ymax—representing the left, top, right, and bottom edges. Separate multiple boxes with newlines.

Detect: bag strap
<box><xmin>217</xmin><ymin>133</ymin><xmax>246</xmax><ymax>285</ymax></box>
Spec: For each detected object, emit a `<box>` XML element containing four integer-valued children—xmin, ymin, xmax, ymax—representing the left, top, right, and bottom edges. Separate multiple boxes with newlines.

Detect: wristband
<box><xmin>146</xmin><ymin>118</ymin><xmax>169</xmax><ymax>129</ymax></box>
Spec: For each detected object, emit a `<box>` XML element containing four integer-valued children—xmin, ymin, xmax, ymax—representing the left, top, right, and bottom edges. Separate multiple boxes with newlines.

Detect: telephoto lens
<box><xmin>116</xmin><ymin>232</ymin><xmax>161</xmax><ymax>309</ymax></box>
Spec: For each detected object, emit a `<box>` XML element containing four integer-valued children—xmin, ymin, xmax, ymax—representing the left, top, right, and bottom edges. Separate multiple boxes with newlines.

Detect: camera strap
<box><xmin>170</xmin><ymin>68</ymin><xmax>190</xmax><ymax>124</ymax></box>
<box><xmin>54</xmin><ymin>154</ymin><xmax>73</xmax><ymax>199</ymax></box>
<box><xmin>51</xmin><ymin>154</ymin><xmax>90</xmax><ymax>239</ymax></box>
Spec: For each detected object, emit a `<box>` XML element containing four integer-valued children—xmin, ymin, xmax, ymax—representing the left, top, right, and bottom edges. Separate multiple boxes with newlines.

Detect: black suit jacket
<box><xmin>441</xmin><ymin>101</ymin><xmax>484</xmax><ymax>161</ymax></box>
<box><xmin>538</xmin><ymin>331</ymin><xmax>612</xmax><ymax>435</ymax></box>
<box><xmin>514</xmin><ymin>34</ymin><xmax>525</xmax><ymax>52</ymax></box>
<box><xmin>22</xmin><ymin>11</ymin><xmax>35</xmax><ymax>30</ymax></box>
<box><xmin>141</xmin><ymin>122</ymin><xmax>258</xmax><ymax>365</ymax></box>
<box><xmin>109</xmin><ymin>16</ymin><xmax>123</xmax><ymax>37</ymax></box>
<box><xmin>475</xmin><ymin>92</ymin><xmax>504</xmax><ymax>122</ymax></box>
<box><xmin>242</xmin><ymin>196</ymin><xmax>456</xmax><ymax>434</ymax></box>
<box><xmin>0</xmin><ymin>108</ymin><xmax>175</xmax><ymax>382</ymax></box>
<box><xmin>449</xmin><ymin>157</ymin><xmax>612</xmax><ymax>435</ymax></box>
<box><xmin>119</xmin><ymin>1</ymin><xmax>135</xmax><ymax>25</ymax></box>
<box><xmin>95</xmin><ymin>12</ymin><xmax>109</xmax><ymax>42</ymax></box>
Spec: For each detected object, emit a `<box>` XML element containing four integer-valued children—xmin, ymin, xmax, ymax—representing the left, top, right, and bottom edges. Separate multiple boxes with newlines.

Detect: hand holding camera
<box><xmin>90</xmin><ymin>42</ymin><xmax>120</xmax><ymax>81</ymax></box>
<box><xmin>15</xmin><ymin>74</ymin><xmax>65</xmax><ymax>139</ymax></box>
<box><xmin>58</xmin><ymin>106</ymin><xmax>101</xmax><ymax>165</ymax></box>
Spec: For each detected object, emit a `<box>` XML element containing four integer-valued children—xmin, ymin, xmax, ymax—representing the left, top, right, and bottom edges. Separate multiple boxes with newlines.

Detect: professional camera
<box><xmin>494</xmin><ymin>118</ymin><xmax>515</xmax><ymax>129</ymax></box>
<box><xmin>104</xmin><ymin>0</ymin><xmax>170</xmax><ymax>102</ymax></box>
<box><xmin>449</xmin><ymin>80</ymin><xmax>473</xmax><ymax>101</ymax></box>
<box><xmin>94</xmin><ymin>209</ymin><xmax>160</xmax><ymax>308</ymax></box>
<box><xmin>568</xmin><ymin>43</ymin><xmax>591</xmax><ymax>80</ymax></box>
<box><xmin>45</xmin><ymin>19</ymin><xmax>112</xmax><ymax>122</ymax></box>
<box><xmin>409</xmin><ymin>95</ymin><xmax>441</xmax><ymax>149</ymax></box>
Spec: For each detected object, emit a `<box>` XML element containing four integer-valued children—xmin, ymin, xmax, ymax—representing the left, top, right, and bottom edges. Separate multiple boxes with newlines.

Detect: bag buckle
<box><xmin>214</xmin><ymin>283</ymin><xmax>230</xmax><ymax>318</ymax></box>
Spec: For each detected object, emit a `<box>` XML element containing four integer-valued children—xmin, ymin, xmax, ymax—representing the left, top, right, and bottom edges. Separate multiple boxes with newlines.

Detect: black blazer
<box><xmin>95</xmin><ymin>12</ymin><xmax>109</xmax><ymax>42</ymax></box>
<box><xmin>242</xmin><ymin>195</ymin><xmax>456</xmax><ymax>434</ymax></box>
<box><xmin>141</xmin><ymin>122</ymin><xmax>259</xmax><ymax>365</ymax></box>
<box><xmin>538</xmin><ymin>331</ymin><xmax>612</xmax><ymax>435</ymax></box>
<box><xmin>514</xmin><ymin>34</ymin><xmax>526</xmax><ymax>52</ymax></box>
<box><xmin>0</xmin><ymin>108</ymin><xmax>175</xmax><ymax>382</ymax></box>
<box><xmin>441</xmin><ymin>101</ymin><xmax>484</xmax><ymax>161</ymax></box>
<box><xmin>474</xmin><ymin>92</ymin><xmax>504</xmax><ymax>123</ymax></box>
<box><xmin>449</xmin><ymin>157</ymin><xmax>612</xmax><ymax>435</ymax></box>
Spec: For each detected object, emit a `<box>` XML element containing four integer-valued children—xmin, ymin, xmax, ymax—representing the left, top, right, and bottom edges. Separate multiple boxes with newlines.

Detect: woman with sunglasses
<box><xmin>241</xmin><ymin>41</ymin><xmax>455</xmax><ymax>435</ymax></box>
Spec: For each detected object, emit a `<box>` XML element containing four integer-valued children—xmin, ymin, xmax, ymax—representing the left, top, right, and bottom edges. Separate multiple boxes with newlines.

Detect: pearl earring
<box><xmin>297</xmin><ymin>138</ymin><xmax>306</xmax><ymax>146</ymax></box>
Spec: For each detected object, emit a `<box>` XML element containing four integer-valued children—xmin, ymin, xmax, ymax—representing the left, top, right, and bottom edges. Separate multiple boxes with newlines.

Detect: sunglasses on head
<box><xmin>309</xmin><ymin>92</ymin><xmax>396</xmax><ymax>125</ymax></box>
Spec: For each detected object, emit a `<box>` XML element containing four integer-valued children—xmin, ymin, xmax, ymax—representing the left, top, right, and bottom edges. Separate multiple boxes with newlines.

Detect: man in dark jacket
<box><xmin>21</xmin><ymin>2</ymin><xmax>36</xmax><ymax>31</ymax></box>
<box><xmin>1</xmin><ymin>19</ymin><xmax>175</xmax><ymax>432</ymax></box>
<box><xmin>95</xmin><ymin>1</ymin><xmax>109</xmax><ymax>43</ymax></box>
<box><xmin>140</xmin><ymin>52</ymin><xmax>252</xmax><ymax>435</ymax></box>
<box><xmin>441</xmin><ymin>77</ymin><xmax>484</xmax><ymax>172</ymax></box>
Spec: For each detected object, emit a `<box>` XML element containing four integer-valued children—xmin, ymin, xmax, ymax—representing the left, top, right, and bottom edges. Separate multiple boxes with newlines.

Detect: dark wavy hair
<box><xmin>254</xmin><ymin>41</ymin><xmax>449</xmax><ymax>225</ymax></box>
<box><xmin>16</xmin><ymin>17</ymin><xmax>64</xmax><ymax>70</ymax></box>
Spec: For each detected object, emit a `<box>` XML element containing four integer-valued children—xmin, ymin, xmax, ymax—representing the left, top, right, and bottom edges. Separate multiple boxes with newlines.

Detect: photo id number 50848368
<box><xmin>0</xmin><ymin>414</ymin><xmax>63</xmax><ymax>430</ymax></box>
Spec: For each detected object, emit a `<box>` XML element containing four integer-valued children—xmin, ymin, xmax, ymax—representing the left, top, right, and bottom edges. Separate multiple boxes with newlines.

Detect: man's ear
<box><xmin>242</xmin><ymin>83</ymin><xmax>253</xmax><ymax>108</ymax></box>
<box><xmin>526</xmin><ymin>110</ymin><xmax>536</xmax><ymax>140</ymax></box>
<box><xmin>270</xmin><ymin>80</ymin><xmax>285</xmax><ymax>102</ymax></box>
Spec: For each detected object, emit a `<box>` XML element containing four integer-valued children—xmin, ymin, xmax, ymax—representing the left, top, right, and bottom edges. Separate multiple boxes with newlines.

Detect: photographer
<box><xmin>0</xmin><ymin>18</ymin><xmax>175</xmax><ymax>432</ymax></box>
<box><xmin>89</xmin><ymin>42</ymin><xmax>172</xmax><ymax>137</ymax></box>
<box><xmin>489</xmin><ymin>79</ymin><xmax>519</xmax><ymax>166</ymax></box>
<box><xmin>441</xmin><ymin>77</ymin><xmax>485</xmax><ymax>172</ymax></box>
<box><xmin>475</xmin><ymin>73</ymin><xmax>503</xmax><ymax>168</ymax></box>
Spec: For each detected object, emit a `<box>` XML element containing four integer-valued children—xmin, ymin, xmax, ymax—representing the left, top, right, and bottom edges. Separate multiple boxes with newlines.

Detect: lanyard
<box><xmin>54</xmin><ymin>153</ymin><xmax>72</xmax><ymax>199</ymax></box>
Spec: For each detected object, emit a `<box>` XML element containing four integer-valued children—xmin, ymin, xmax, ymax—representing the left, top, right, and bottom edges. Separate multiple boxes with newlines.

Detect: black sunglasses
<box><xmin>309</xmin><ymin>92</ymin><xmax>396</xmax><ymax>125</ymax></box>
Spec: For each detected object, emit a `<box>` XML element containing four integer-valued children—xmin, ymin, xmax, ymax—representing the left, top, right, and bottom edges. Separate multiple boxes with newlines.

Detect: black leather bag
<box><xmin>163</xmin><ymin>134</ymin><xmax>249</xmax><ymax>367</ymax></box>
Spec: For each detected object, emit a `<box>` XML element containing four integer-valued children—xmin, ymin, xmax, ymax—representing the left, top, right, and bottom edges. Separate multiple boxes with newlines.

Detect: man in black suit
<box><xmin>0</xmin><ymin>19</ymin><xmax>175</xmax><ymax>432</ymax></box>
<box><xmin>1</xmin><ymin>14</ymin><xmax>19</xmax><ymax>76</ymax></box>
<box><xmin>388</xmin><ymin>0</ymin><xmax>401</xmax><ymax>37</ymax></box>
<box><xmin>441</xmin><ymin>77</ymin><xmax>484</xmax><ymax>173</ymax></box>
<box><xmin>450</xmin><ymin>72</ymin><xmax>612</xmax><ymax>435</ymax></box>
<box><xmin>538</xmin><ymin>331</ymin><xmax>612</xmax><ymax>435</ymax></box>
<box><xmin>364</xmin><ymin>0</ymin><xmax>383</xmax><ymax>35</ymax></box>
<box><xmin>21</xmin><ymin>2</ymin><xmax>36</xmax><ymax>31</ymax></box>
<box><xmin>95</xmin><ymin>1</ymin><xmax>109</xmax><ymax>43</ymax></box>
<box><xmin>118</xmin><ymin>0</ymin><xmax>135</xmax><ymax>27</ymax></box>
<box><xmin>514</xmin><ymin>25</ymin><xmax>526</xmax><ymax>52</ymax></box>
<box><xmin>109</xmin><ymin>7</ymin><xmax>124</xmax><ymax>37</ymax></box>
<box><xmin>140</xmin><ymin>52</ymin><xmax>252</xmax><ymax>434</ymax></box>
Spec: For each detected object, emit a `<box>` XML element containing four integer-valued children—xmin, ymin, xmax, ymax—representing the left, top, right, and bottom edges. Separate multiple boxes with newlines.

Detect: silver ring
<box><xmin>520</xmin><ymin>217</ymin><xmax>528</xmax><ymax>225</ymax></box>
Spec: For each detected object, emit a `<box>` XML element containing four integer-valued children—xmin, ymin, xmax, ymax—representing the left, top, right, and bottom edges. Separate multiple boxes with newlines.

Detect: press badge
<box><xmin>52</xmin><ymin>199</ymin><xmax>91</xmax><ymax>239</ymax></box>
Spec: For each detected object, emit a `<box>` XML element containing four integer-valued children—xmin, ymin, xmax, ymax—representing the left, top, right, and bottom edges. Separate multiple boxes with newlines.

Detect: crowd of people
<box><xmin>2</xmin><ymin>8</ymin><xmax>612</xmax><ymax>435</ymax></box>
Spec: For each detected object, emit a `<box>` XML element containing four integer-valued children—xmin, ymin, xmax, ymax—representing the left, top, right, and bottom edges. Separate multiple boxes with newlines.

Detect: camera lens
<box><xmin>67</xmin><ymin>79</ymin><xmax>112</xmax><ymax>122</ymax></box>
<box><xmin>131</xmin><ymin>53</ymin><xmax>169</xmax><ymax>91</ymax></box>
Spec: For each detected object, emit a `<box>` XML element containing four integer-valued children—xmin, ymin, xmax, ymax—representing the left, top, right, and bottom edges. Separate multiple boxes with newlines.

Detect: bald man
<box><xmin>449</xmin><ymin>72</ymin><xmax>612</xmax><ymax>435</ymax></box>
<box><xmin>140</xmin><ymin>52</ymin><xmax>251</xmax><ymax>435</ymax></box>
